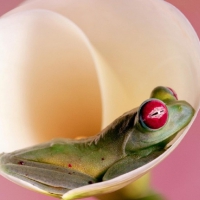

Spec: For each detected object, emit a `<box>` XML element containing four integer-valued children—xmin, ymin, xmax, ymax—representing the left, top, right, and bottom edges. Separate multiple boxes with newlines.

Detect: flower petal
<box><xmin>5</xmin><ymin>0</ymin><xmax>200</xmax><ymax>124</ymax></box>
<box><xmin>0</xmin><ymin>9</ymin><xmax>102</xmax><ymax>152</ymax></box>
<box><xmin>0</xmin><ymin>0</ymin><xmax>200</xmax><ymax>199</ymax></box>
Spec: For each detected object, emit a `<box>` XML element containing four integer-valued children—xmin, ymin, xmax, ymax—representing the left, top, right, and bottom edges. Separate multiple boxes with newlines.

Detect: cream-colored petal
<box><xmin>3</xmin><ymin>0</ymin><xmax>200</xmax><ymax>126</ymax></box>
<box><xmin>0</xmin><ymin>9</ymin><xmax>102</xmax><ymax>152</ymax></box>
<box><xmin>0</xmin><ymin>0</ymin><xmax>200</xmax><ymax>199</ymax></box>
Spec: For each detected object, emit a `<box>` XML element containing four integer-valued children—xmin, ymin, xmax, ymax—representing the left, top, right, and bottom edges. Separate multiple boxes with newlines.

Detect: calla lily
<box><xmin>0</xmin><ymin>0</ymin><xmax>200</xmax><ymax>200</ymax></box>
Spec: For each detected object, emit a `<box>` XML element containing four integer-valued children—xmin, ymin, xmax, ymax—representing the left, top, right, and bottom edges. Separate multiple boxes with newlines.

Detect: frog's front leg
<box><xmin>0</xmin><ymin>153</ymin><xmax>98</xmax><ymax>196</ymax></box>
<box><xmin>103</xmin><ymin>150</ymin><xmax>164</xmax><ymax>181</ymax></box>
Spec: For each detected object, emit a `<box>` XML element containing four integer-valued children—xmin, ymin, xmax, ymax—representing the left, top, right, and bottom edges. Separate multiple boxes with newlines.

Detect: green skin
<box><xmin>0</xmin><ymin>86</ymin><xmax>195</xmax><ymax>197</ymax></box>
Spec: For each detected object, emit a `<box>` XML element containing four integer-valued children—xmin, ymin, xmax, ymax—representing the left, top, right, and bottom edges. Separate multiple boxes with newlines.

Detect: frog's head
<box><xmin>126</xmin><ymin>86</ymin><xmax>195</xmax><ymax>151</ymax></box>
<box><xmin>150</xmin><ymin>86</ymin><xmax>178</xmax><ymax>102</ymax></box>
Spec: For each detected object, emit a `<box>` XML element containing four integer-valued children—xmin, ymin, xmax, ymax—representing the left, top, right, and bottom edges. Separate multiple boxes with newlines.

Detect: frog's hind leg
<box><xmin>0</xmin><ymin>153</ymin><xmax>98</xmax><ymax>196</ymax></box>
<box><xmin>103</xmin><ymin>150</ymin><xmax>164</xmax><ymax>181</ymax></box>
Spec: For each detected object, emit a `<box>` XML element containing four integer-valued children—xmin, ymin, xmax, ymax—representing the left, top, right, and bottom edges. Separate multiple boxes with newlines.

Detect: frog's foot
<box><xmin>0</xmin><ymin>153</ymin><xmax>97</xmax><ymax>196</ymax></box>
<box><xmin>103</xmin><ymin>150</ymin><xmax>164</xmax><ymax>181</ymax></box>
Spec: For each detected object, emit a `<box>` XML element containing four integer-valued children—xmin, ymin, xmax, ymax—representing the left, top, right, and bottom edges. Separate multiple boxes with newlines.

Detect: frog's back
<box><xmin>6</xmin><ymin>108</ymin><xmax>136</xmax><ymax>179</ymax></box>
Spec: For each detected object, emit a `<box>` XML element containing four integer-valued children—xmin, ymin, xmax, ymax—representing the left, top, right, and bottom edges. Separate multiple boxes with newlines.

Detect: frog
<box><xmin>0</xmin><ymin>86</ymin><xmax>195</xmax><ymax>198</ymax></box>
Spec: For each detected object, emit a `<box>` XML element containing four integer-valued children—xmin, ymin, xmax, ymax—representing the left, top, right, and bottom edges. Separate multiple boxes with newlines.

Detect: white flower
<box><xmin>0</xmin><ymin>0</ymin><xmax>200</xmax><ymax>199</ymax></box>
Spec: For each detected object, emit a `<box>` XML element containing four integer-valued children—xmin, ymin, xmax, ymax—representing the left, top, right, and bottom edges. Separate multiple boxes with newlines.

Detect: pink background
<box><xmin>0</xmin><ymin>0</ymin><xmax>200</xmax><ymax>199</ymax></box>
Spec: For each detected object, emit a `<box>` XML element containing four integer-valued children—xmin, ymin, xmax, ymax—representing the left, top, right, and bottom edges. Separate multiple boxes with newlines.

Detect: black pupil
<box><xmin>148</xmin><ymin>107</ymin><xmax>165</xmax><ymax>119</ymax></box>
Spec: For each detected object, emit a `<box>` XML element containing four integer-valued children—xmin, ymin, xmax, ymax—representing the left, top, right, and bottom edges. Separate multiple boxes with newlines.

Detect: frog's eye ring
<box><xmin>167</xmin><ymin>87</ymin><xmax>178</xmax><ymax>100</ymax></box>
<box><xmin>139</xmin><ymin>99</ymin><xmax>168</xmax><ymax>130</ymax></box>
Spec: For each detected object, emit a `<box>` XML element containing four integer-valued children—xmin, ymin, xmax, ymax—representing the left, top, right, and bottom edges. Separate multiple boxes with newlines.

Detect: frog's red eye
<box><xmin>139</xmin><ymin>99</ymin><xmax>168</xmax><ymax>130</ymax></box>
<box><xmin>167</xmin><ymin>87</ymin><xmax>178</xmax><ymax>100</ymax></box>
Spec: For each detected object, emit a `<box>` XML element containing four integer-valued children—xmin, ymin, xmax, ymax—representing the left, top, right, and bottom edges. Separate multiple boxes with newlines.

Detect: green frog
<box><xmin>0</xmin><ymin>86</ymin><xmax>194</xmax><ymax>198</ymax></box>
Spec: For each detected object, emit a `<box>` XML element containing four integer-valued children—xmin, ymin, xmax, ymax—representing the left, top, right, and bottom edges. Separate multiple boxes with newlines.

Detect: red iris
<box><xmin>167</xmin><ymin>87</ymin><xmax>178</xmax><ymax>100</ymax></box>
<box><xmin>139</xmin><ymin>99</ymin><xmax>168</xmax><ymax>129</ymax></box>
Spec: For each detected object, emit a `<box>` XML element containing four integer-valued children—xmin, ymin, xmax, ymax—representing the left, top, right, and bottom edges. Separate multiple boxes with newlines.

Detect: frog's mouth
<box><xmin>0</xmin><ymin>153</ymin><xmax>97</xmax><ymax>196</ymax></box>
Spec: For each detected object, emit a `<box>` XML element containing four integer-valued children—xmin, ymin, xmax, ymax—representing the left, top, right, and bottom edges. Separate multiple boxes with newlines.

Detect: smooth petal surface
<box><xmin>4</xmin><ymin>0</ymin><xmax>200</xmax><ymax>124</ymax></box>
<box><xmin>0</xmin><ymin>9</ymin><xmax>102</xmax><ymax>152</ymax></box>
<box><xmin>0</xmin><ymin>0</ymin><xmax>200</xmax><ymax>199</ymax></box>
